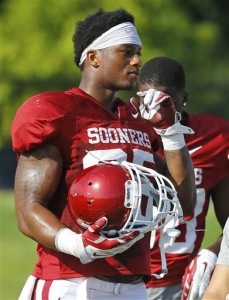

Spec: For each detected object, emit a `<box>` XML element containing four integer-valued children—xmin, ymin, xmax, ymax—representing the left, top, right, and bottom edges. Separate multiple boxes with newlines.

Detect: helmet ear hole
<box><xmin>87</xmin><ymin>199</ymin><xmax>94</xmax><ymax>205</ymax></box>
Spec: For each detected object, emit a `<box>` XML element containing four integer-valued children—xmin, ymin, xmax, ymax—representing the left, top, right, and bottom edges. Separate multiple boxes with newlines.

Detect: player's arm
<box><xmin>153</xmin><ymin>149</ymin><xmax>195</xmax><ymax>214</ymax></box>
<box><xmin>154</xmin><ymin>149</ymin><xmax>195</xmax><ymax>215</ymax></box>
<box><xmin>15</xmin><ymin>143</ymin><xmax>65</xmax><ymax>248</ymax></box>
<box><xmin>15</xmin><ymin>143</ymin><xmax>143</xmax><ymax>263</ymax></box>
<box><xmin>202</xmin><ymin>265</ymin><xmax>229</xmax><ymax>299</ymax></box>
<box><xmin>131</xmin><ymin>90</ymin><xmax>196</xmax><ymax>214</ymax></box>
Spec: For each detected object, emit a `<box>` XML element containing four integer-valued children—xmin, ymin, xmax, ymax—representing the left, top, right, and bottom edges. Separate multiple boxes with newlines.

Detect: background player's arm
<box><xmin>14</xmin><ymin>143</ymin><xmax>65</xmax><ymax>250</ymax></box>
<box><xmin>202</xmin><ymin>264</ymin><xmax>229</xmax><ymax>299</ymax></box>
<box><xmin>163</xmin><ymin>147</ymin><xmax>195</xmax><ymax>214</ymax></box>
<box><xmin>153</xmin><ymin>142</ymin><xmax>195</xmax><ymax>215</ymax></box>
<box><xmin>131</xmin><ymin>90</ymin><xmax>196</xmax><ymax>214</ymax></box>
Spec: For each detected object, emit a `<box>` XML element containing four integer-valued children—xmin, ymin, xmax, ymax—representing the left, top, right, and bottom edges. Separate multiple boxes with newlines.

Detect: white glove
<box><xmin>55</xmin><ymin>217</ymin><xmax>144</xmax><ymax>264</ymax></box>
<box><xmin>182</xmin><ymin>249</ymin><xmax>217</xmax><ymax>300</ymax></box>
<box><xmin>133</xmin><ymin>89</ymin><xmax>193</xmax><ymax>136</ymax></box>
<box><xmin>131</xmin><ymin>89</ymin><xmax>193</xmax><ymax>150</ymax></box>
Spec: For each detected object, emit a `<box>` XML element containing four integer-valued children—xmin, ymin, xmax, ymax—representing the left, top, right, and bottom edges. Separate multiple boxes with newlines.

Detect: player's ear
<box><xmin>87</xmin><ymin>50</ymin><xmax>99</xmax><ymax>68</ymax></box>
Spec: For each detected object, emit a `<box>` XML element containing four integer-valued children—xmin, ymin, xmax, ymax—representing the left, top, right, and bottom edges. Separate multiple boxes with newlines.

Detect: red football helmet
<box><xmin>68</xmin><ymin>162</ymin><xmax>132</xmax><ymax>233</ymax></box>
<box><xmin>68</xmin><ymin>161</ymin><xmax>182</xmax><ymax>236</ymax></box>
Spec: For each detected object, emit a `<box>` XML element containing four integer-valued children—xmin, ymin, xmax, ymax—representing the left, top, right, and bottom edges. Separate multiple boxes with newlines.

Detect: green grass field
<box><xmin>0</xmin><ymin>190</ymin><xmax>222</xmax><ymax>299</ymax></box>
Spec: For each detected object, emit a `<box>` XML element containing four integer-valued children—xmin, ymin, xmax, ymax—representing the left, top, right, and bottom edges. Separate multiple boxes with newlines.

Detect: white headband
<box><xmin>79</xmin><ymin>22</ymin><xmax>142</xmax><ymax>66</ymax></box>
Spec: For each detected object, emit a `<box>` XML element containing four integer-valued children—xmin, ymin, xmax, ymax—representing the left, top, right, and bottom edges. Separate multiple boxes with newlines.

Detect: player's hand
<box><xmin>55</xmin><ymin>217</ymin><xmax>144</xmax><ymax>264</ymax></box>
<box><xmin>79</xmin><ymin>217</ymin><xmax>144</xmax><ymax>263</ymax></box>
<box><xmin>131</xmin><ymin>89</ymin><xmax>193</xmax><ymax>136</ymax></box>
<box><xmin>137</xmin><ymin>89</ymin><xmax>177</xmax><ymax>129</ymax></box>
<box><xmin>181</xmin><ymin>249</ymin><xmax>217</xmax><ymax>300</ymax></box>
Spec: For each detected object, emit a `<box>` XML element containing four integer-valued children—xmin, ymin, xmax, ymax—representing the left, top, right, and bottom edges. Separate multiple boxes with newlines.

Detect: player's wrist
<box><xmin>55</xmin><ymin>228</ymin><xmax>92</xmax><ymax>264</ymax></box>
<box><xmin>160</xmin><ymin>133</ymin><xmax>186</xmax><ymax>150</ymax></box>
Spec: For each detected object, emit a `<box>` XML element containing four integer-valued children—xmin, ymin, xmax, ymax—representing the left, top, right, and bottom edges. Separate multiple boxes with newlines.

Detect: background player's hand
<box><xmin>131</xmin><ymin>89</ymin><xmax>193</xmax><ymax>136</ymax></box>
<box><xmin>79</xmin><ymin>217</ymin><xmax>144</xmax><ymax>263</ymax></box>
<box><xmin>137</xmin><ymin>89</ymin><xmax>177</xmax><ymax>129</ymax></box>
<box><xmin>181</xmin><ymin>249</ymin><xmax>217</xmax><ymax>300</ymax></box>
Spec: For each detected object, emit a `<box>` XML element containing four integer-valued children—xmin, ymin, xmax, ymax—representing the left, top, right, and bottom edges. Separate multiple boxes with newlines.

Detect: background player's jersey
<box><xmin>11</xmin><ymin>87</ymin><xmax>158</xmax><ymax>280</ymax></box>
<box><xmin>147</xmin><ymin>112</ymin><xmax>229</xmax><ymax>287</ymax></box>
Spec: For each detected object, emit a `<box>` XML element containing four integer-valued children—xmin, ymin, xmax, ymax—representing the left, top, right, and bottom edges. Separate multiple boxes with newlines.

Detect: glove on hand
<box><xmin>181</xmin><ymin>249</ymin><xmax>217</xmax><ymax>300</ymax></box>
<box><xmin>131</xmin><ymin>89</ymin><xmax>193</xmax><ymax>136</ymax></box>
<box><xmin>55</xmin><ymin>217</ymin><xmax>144</xmax><ymax>264</ymax></box>
<box><xmin>80</xmin><ymin>217</ymin><xmax>144</xmax><ymax>263</ymax></box>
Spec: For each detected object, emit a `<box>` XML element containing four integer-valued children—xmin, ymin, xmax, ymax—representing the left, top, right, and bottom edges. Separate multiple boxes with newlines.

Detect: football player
<box><xmin>11</xmin><ymin>10</ymin><xmax>195</xmax><ymax>300</ymax></box>
<box><xmin>138</xmin><ymin>56</ymin><xmax>229</xmax><ymax>300</ymax></box>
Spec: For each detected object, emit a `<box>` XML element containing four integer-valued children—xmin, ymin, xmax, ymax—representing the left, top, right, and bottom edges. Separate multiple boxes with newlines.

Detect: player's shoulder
<box><xmin>14</xmin><ymin>88</ymin><xmax>84</xmax><ymax>121</ymax></box>
<box><xmin>20</xmin><ymin>90</ymin><xmax>71</xmax><ymax>112</ymax></box>
<box><xmin>187</xmin><ymin>112</ymin><xmax>229</xmax><ymax>133</ymax></box>
<box><xmin>189</xmin><ymin>112</ymin><xmax>228</xmax><ymax>125</ymax></box>
<box><xmin>11</xmin><ymin>88</ymin><xmax>83</xmax><ymax>152</ymax></box>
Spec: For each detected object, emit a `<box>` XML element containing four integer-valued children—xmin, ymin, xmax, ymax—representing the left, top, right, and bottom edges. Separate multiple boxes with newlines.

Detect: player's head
<box><xmin>139</xmin><ymin>56</ymin><xmax>188</xmax><ymax>113</ymax></box>
<box><xmin>72</xmin><ymin>8</ymin><xmax>142</xmax><ymax>91</ymax></box>
<box><xmin>73</xmin><ymin>8</ymin><xmax>136</xmax><ymax>68</ymax></box>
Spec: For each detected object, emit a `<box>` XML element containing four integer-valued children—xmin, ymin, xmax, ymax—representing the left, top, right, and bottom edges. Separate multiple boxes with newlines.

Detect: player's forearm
<box><xmin>164</xmin><ymin>146</ymin><xmax>196</xmax><ymax>214</ymax></box>
<box><xmin>16</xmin><ymin>203</ymin><xmax>66</xmax><ymax>250</ymax></box>
<box><xmin>14</xmin><ymin>144</ymin><xmax>64</xmax><ymax>249</ymax></box>
<box><xmin>202</xmin><ymin>290</ymin><xmax>223</xmax><ymax>300</ymax></box>
<box><xmin>202</xmin><ymin>265</ymin><xmax>229</xmax><ymax>299</ymax></box>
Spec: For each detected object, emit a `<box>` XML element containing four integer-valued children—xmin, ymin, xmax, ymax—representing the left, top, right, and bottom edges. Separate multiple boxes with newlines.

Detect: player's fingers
<box><xmin>118</xmin><ymin>231</ymin><xmax>143</xmax><ymax>243</ymax></box>
<box><xmin>89</xmin><ymin>217</ymin><xmax>108</xmax><ymax>233</ymax></box>
<box><xmin>108</xmin><ymin>232</ymin><xmax>144</xmax><ymax>250</ymax></box>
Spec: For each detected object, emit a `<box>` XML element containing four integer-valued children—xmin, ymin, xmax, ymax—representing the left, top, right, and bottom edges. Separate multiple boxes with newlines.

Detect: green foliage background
<box><xmin>1</xmin><ymin>0</ymin><xmax>228</xmax><ymax>148</ymax></box>
<box><xmin>0</xmin><ymin>2</ymin><xmax>227</xmax><ymax>297</ymax></box>
<box><xmin>0</xmin><ymin>190</ymin><xmax>221</xmax><ymax>299</ymax></box>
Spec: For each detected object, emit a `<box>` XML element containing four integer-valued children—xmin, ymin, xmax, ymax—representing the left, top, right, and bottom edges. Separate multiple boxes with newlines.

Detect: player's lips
<box><xmin>128</xmin><ymin>71</ymin><xmax>139</xmax><ymax>80</ymax></box>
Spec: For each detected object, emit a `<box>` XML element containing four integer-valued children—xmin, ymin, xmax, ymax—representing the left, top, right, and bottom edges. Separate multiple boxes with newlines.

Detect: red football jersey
<box><xmin>147</xmin><ymin>112</ymin><xmax>229</xmax><ymax>287</ymax></box>
<box><xmin>11</xmin><ymin>87</ymin><xmax>159</xmax><ymax>280</ymax></box>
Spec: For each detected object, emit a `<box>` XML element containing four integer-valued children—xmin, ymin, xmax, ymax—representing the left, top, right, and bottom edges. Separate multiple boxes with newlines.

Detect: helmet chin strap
<box><xmin>151</xmin><ymin>209</ymin><xmax>182</xmax><ymax>279</ymax></box>
<box><xmin>151</xmin><ymin>215</ymin><xmax>205</xmax><ymax>279</ymax></box>
<box><xmin>151</xmin><ymin>228</ymin><xmax>168</xmax><ymax>279</ymax></box>
<box><xmin>151</xmin><ymin>226</ymin><xmax>182</xmax><ymax>279</ymax></box>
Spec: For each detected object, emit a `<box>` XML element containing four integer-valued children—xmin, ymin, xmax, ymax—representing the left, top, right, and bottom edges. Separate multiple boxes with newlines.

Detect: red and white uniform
<box><xmin>11</xmin><ymin>87</ymin><xmax>158</xmax><ymax>281</ymax></box>
<box><xmin>147</xmin><ymin>111</ymin><xmax>229</xmax><ymax>287</ymax></box>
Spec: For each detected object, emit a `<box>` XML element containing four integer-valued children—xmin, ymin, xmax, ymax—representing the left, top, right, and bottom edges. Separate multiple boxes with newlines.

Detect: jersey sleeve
<box><xmin>11</xmin><ymin>92</ymin><xmax>65</xmax><ymax>153</ymax></box>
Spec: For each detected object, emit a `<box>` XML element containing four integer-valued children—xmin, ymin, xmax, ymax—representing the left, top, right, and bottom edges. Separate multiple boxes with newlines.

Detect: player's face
<box><xmin>98</xmin><ymin>44</ymin><xmax>142</xmax><ymax>91</ymax></box>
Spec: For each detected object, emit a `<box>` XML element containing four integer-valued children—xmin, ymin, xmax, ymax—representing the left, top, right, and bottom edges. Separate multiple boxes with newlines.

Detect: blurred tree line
<box><xmin>0</xmin><ymin>0</ymin><xmax>228</xmax><ymax>150</ymax></box>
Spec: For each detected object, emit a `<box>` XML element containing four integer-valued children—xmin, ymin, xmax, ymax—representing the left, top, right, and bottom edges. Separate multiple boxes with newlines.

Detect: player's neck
<box><xmin>79</xmin><ymin>82</ymin><xmax>117</xmax><ymax>110</ymax></box>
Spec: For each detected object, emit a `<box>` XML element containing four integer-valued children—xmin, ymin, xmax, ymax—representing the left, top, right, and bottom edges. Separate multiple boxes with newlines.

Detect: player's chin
<box><xmin>121</xmin><ymin>81</ymin><xmax>137</xmax><ymax>90</ymax></box>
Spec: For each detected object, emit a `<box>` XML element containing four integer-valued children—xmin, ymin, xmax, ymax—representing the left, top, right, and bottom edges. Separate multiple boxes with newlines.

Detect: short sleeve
<box><xmin>11</xmin><ymin>92</ymin><xmax>65</xmax><ymax>153</ymax></box>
